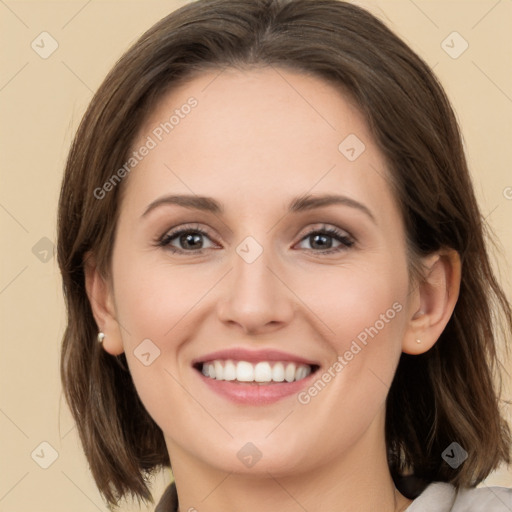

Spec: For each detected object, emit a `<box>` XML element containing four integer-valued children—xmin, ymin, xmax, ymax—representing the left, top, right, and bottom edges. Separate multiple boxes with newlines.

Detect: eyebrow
<box><xmin>142</xmin><ymin>193</ymin><xmax>376</xmax><ymax>223</ymax></box>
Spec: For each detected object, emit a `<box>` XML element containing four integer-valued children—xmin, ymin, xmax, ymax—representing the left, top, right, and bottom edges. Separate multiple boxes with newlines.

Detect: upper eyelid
<box><xmin>297</xmin><ymin>224</ymin><xmax>352</xmax><ymax>238</ymax></box>
<box><xmin>160</xmin><ymin>224</ymin><xmax>214</xmax><ymax>239</ymax></box>
<box><xmin>160</xmin><ymin>222</ymin><xmax>352</xmax><ymax>238</ymax></box>
<box><xmin>159</xmin><ymin>223</ymin><xmax>355</xmax><ymax>248</ymax></box>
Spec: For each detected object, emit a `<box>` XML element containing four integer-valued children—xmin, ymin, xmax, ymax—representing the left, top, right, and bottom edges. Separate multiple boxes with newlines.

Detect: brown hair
<box><xmin>57</xmin><ymin>0</ymin><xmax>512</xmax><ymax>506</ymax></box>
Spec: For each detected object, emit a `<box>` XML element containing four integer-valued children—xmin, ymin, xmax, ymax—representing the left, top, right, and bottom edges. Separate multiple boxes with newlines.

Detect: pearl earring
<box><xmin>415</xmin><ymin>338</ymin><xmax>422</xmax><ymax>344</ymax></box>
<box><xmin>97</xmin><ymin>332</ymin><xmax>105</xmax><ymax>343</ymax></box>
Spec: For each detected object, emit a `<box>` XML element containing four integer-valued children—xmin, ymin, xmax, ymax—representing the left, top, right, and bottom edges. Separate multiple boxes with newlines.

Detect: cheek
<box><xmin>296</xmin><ymin>259</ymin><xmax>408</xmax><ymax>354</ymax></box>
<box><xmin>110</xmin><ymin>254</ymin><xmax>218</xmax><ymax>424</ymax></box>
<box><xmin>292</xmin><ymin>259</ymin><xmax>409</xmax><ymax>417</ymax></box>
<box><xmin>286</xmin><ymin>265</ymin><xmax>408</xmax><ymax>456</ymax></box>
<box><xmin>112</xmin><ymin>254</ymin><xmax>215</xmax><ymax>345</ymax></box>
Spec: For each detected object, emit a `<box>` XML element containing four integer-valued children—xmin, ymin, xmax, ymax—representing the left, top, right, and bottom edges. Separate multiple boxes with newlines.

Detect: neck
<box><xmin>166</xmin><ymin>413</ymin><xmax>413</xmax><ymax>512</ymax></box>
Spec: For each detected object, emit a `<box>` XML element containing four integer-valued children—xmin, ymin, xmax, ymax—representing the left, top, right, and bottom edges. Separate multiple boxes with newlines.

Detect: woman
<box><xmin>57</xmin><ymin>0</ymin><xmax>512</xmax><ymax>510</ymax></box>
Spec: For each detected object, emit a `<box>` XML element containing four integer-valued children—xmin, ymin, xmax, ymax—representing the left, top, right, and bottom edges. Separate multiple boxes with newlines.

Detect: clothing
<box><xmin>154</xmin><ymin>480</ymin><xmax>512</xmax><ymax>511</ymax></box>
<box><xmin>405</xmin><ymin>482</ymin><xmax>512</xmax><ymax>511</ymax></box>
<box><xmin>155</xmin><ymin>482</ymin><xmax>178</xmax><ymax>512</ymax></box>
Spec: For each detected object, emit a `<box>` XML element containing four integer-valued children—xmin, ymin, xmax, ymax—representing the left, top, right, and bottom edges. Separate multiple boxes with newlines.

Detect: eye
<box><xmin>295</xmin><ymin>225</ymin><xmax>354</xmax><ymax>254</ymax></box>
<box><xmin>156</xmin><ymin>223</ymin><xmax>355</xmax><ymax>256</ymax></box>
<box><xmin>157</xmin><ymin>224</ymin><xmax>218</xmax><ymax>254</ymax></box>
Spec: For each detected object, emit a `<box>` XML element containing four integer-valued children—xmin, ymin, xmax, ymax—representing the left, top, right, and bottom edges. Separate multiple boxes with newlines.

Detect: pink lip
<box><xmin>191</xmin><ymin>347</ymin><xmax>319</xmax><ymax>366</ymax></box>
<box><xmin>198</xmin><ymin>375</ymin><xmax>317</xmax><ymax>405</ymax></box>
<box><xmin>192</xmin><ymin>347</ymin><xmax>320</xmax><ymax>405</ymax></box>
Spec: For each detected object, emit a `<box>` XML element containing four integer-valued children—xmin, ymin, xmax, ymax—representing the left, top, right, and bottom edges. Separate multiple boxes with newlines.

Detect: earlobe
<box><xmin>83</xmin><ymin>252</ymin><xmax>125</xmax><ymax>356</ymax></box>
<box><xmin>402</xmin><ymin>249</ymin><xmax>461</xmax><ymax>355</ymax></box>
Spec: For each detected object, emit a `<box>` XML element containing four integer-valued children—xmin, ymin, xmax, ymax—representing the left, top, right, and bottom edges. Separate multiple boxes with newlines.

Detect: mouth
<box><xmin>193</xmin><ymin>360</ymin><xmax>320</xmax><ymax>384</ymax></box>
<box><xmin>191</xmin><ymin>348</ymin><xmax>321</xmax><ymax>405</ymax></box>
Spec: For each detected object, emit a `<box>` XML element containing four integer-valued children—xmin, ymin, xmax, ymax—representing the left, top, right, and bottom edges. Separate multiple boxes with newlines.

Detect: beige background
<box><xmin>1</xmin><ymin>0</ymin><xmax>511</xmax><ymax>510</ymax></box>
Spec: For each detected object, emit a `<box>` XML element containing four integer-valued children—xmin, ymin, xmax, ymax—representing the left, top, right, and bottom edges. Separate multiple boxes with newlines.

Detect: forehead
<box><xmin>123</xmin><ymin>66</ymin><xmax>396</xmax><ymax>219</ymax></box>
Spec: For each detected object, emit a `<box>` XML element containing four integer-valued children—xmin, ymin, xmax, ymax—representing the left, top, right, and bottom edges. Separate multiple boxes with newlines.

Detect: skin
<box><xmin>86</xmin><ymin>66</ymin><xmax>461</xmax><ymax>512</ymax></box>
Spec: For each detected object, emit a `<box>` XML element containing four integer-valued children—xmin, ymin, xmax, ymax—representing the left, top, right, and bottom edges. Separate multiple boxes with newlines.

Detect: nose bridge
<box><xmin>234</xmin><ymin>238</ymin><xmax>275</xmax><ymax>297</ymax></box>
<box><xmin>216</xmin><ymin>234</ymin><xmax>294</xmax><ymax>332</ymax></box>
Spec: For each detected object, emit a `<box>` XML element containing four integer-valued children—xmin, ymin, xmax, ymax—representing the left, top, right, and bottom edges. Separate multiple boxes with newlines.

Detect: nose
<box><xmin>216</xmin><ymin>243</ymin><xmax>295</xmax><ymax>335</ymax></box>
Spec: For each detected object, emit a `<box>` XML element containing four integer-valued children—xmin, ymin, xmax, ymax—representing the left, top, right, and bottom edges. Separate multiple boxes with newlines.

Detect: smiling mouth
<box><xmin>194</xmin><ymin>360</ymin><xmax>320</xmax><ymax>384</ymax></box>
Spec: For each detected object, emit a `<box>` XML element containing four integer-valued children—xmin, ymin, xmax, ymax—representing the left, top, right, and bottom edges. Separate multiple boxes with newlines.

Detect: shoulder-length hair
<box><xmin>57</xmin><ymin>0</ymin><xmax>512</xmax><ymax>506</ymax></box>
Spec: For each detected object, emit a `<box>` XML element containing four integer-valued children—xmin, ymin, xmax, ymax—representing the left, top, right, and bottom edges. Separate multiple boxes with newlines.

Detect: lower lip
<box><xmin>197</xmin><ymin>370</ymin><xmax>316</xmax><ymax>405</ymax></box>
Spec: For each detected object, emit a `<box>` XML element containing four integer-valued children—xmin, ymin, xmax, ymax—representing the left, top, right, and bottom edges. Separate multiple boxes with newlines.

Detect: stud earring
<box><xmin>415</xmin><ymin>338</ymin><xmax>422</xmax><ymax>344</ymax></box>
<box><xmin>97</xmin><ymin>332</ymin><xmax>105</xmax><ymax>343</ymax></box>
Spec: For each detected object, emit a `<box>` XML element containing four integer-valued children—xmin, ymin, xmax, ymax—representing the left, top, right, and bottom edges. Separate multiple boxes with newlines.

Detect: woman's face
<box><xmin>106</xmin><ymin>67</ymin><xmax>418</xmax><ymax>475</ymax></box>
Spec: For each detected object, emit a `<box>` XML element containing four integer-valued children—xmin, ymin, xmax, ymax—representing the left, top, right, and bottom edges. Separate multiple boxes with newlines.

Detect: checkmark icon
<box><xmin>441</xmin><ymin>32</ymin><xmax>468</xmax><ymax>59</ymax></box>
<box><xmin>134</xmin><ymin>339</ymin><xmax>161</xmax><ymax>366</ymax></box>
<box><xmin>237</xmin><ymin>442</ymin><xmax>263</xmax><ymax>468</ymax></box>
<box><xmin>32</xmin><ymin>236</ymin><xmax>55</xmax><ymax>263</ymax></box>
<box><xmin>338</xmin><ymin>133</ymin><xmax>366</xmax><ymax>161</ymax></box>
<box><xmin>31</xmin><ymin>441</ymin><xmax>59</xmax><ymax>469</ymax></box>
<box><xmin>31</xmin><ymin>31</ymin><xmax>58</xmax><ymax>59</ymax></box>
<box><xmin>441</xmin><ymin>442</ymin><xmax>468</xmax><ymax>469</ymax></box>
<box><xmin>236</xmin><ymin>236</ymin><xmax>263</xmax><ymax>263</ymax></box>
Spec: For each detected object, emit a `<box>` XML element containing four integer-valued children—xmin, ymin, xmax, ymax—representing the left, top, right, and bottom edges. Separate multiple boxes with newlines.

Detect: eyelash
<box><xmin>156</xmin><ymin>223</ymin><xmax>355</xmax><ymax>256</ymax></box>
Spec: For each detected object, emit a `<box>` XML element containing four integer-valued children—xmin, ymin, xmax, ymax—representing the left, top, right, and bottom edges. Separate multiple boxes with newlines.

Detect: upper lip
<box><xmin>192</xmin><ymin>348</ymin><xmax>320</xmax><ymax>367</ymax></box>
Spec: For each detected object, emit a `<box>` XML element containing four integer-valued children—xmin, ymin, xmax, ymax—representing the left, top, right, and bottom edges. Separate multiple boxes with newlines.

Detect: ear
<box><xmin>402</xmin><ymin>249</ymin><xmax>461</xmax><ymax>355</ymax></box>
<box><xmin>83</xmin><ymin>251</ymin><xmax>124</xmax><ymax>355</ymax></box>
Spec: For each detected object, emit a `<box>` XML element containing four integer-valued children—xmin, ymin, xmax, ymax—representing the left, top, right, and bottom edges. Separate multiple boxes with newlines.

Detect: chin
<box><xmin>184</xmin><ymin>434</ymin><xmax>320</xmax><ymax>477</ymax></box>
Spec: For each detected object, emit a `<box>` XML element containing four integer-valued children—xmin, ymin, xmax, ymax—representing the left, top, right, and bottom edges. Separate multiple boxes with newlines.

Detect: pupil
<box><xmin>312</xmin><ymin>234</ymin><xmax>331</xmax><ymax>249</ymax></box>
<box><xmin>177</xmin><ymin>233</ymin><xmax>334</xmax><ymax>251</ymax></box>
<box><xmin>182</xmin><ymin>233</ymin><xmax>202</xmax><ymax>249</ymax></box>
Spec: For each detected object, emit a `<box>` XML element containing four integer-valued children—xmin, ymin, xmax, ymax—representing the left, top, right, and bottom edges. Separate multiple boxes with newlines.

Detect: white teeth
<box><xmin>223</xmin><ymin>360</ymin><xmax>236</xmax><ymax>381</ymax></box>
<box><xmin>214</xmin><ymin>361</ymin><xmax>223</xmax><ymax>380</ymax></box>
<box><xmin>285</xmin><ymin>362</ymin><xmax>296</xmax><ymax>383</ymax></box>
<box><xmin>200</xmin><ymin>359</ymin><xmax>312</xmax><ymax>383</ymax></box>
<box><xmin>296</xmin><ymin>365</ymin><xmax>308</xmax><ymax>380</ymax></box>
<box><xmin>254</xmin><ymin>362</ymin><xmax>272</xmax><ymax>382</ymax></box>
<box><xmin>272</xmin><ymin>362</ymin><xmax>285</xmax><ymax>382</ymax></box>
<box><xmin>236</xmin><ymin>361</ymin><xmax>254</xmax><ymax>382</ymax></box>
